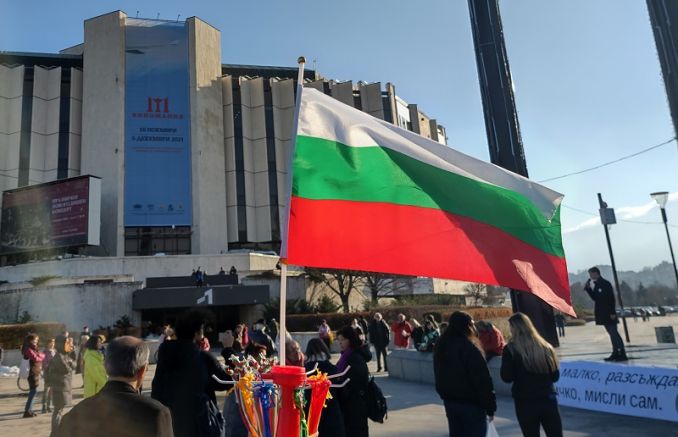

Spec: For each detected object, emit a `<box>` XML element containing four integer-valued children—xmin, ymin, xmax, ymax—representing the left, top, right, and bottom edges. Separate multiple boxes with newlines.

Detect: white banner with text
<box><xmin>556</xmin><ymin>360</ymin><xmax>678</xmax><ymax>422</ymax></box>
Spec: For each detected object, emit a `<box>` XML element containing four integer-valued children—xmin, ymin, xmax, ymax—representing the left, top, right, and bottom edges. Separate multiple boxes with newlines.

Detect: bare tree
<box><xmin>484</xmin><ymin>285</ymin><xmax>509</xmax><ymax>306</ymax></box>
<box><xmin>463</xmin><ymin>282</ymin><xmax>487</xmax><ymax>306</ymax></box>
<box><xmin>305</xmin><ymin>268</ymin><xmax>364</xmax><ymax>312</ymax></box>
<box><xmin>363</xmin><ymin>272</ymin><xmax>414</xmax><ymax>304</ymax></box>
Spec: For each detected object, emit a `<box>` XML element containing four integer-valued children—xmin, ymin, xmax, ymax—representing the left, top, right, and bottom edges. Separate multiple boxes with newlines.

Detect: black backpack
<box><xmin>366</xmin><ymin>376</ymin><xmax>388</xmax><ymax>423</ymax></box>
<box><xmin>195</xmin><ymin>351</ymin><xmax>224</xmax><ymax>437</ymax></box>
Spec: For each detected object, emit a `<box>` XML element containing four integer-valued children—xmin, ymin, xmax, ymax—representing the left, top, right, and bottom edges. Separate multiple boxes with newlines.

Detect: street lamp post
<box><xmin>598</xmin><ymin>193</ymin><xmax>630</xmax><ymax>343</ymax></box>
<box><xmin>650</xmin><ymin>191</ymin><xmax>678</xmax><ymax>290</ymax></box>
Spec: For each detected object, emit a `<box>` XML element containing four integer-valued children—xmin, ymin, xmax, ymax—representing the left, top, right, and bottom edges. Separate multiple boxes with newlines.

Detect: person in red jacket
<box><xmin>476</xmin><ymin>321</ymin><xmax>506</xmax><ymax>361</ymax></box>
<box><xmin>391</xmin><ymin>314</ymin><xmax>413</xmax><ymax>349</ymax></box>
<box><xmin>22</xmin><ymin>334</ymin><xmax>45</xmax><ymax>418</ymax></box>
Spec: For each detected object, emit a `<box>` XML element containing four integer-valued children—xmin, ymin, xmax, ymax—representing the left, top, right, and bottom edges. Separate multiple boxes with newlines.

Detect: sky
<box><xmin>1</xmin><ymin>0</ymin><xmax>677</xmax><ymax>274</ymax></box>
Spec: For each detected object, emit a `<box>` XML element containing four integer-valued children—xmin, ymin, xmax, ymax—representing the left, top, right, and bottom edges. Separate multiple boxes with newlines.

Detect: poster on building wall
<box><xmin>0</xmin><ymin>175</ymin><xmax>101</xmax><ymax>253</ymax></box>
<box><xmin>124</xmin><ymin>18</ymin><xmax>192</xmax><ymax>226</ymax></box>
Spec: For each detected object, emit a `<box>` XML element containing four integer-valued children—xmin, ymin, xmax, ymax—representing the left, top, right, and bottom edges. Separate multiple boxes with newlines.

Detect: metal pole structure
<box><xmin>467</xmin><ymin>0</ymin><xmax>558</xmax><ymax>346</ymax></box>
<box><xmin>278</xmin><ymin>56</ymin><xmax>306</xmax><ymax>366</ymax></box>
<box><xmin>647</xmin><ymin>1</ymin><xmax>678</xmax><ymax>139</ymax></box>
<box><xmin>597</xmin><ymin>193</ymin><xmax>631</xmax><ymax>343</ymax></box>
<box><xmin>659</xmin><ymin>207</ymin><xmax>678</xmax><ymax>289</ymax></box>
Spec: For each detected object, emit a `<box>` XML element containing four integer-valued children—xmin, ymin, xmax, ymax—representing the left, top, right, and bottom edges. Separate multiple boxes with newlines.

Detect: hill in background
<box><xmin>569</xmin><ymin>261</ymin><xmax>677</xmax><ymax>288</ymax></box>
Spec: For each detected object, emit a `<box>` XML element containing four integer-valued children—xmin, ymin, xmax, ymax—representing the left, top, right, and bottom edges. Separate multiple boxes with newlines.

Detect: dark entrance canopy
<box><xmin>133</xmin><ymin>284</ymin><xmax>269</xmax><ymax>310</ymax></box>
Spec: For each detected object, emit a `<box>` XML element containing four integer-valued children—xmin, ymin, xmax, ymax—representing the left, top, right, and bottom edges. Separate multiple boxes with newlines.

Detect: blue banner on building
<box><xmin>124</xmin><ymin>19</ymin><xmax>191</xmax><ymax>226</ymax></box>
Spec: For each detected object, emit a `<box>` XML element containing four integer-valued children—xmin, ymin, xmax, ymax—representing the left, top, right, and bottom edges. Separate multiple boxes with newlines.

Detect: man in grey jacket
<box><xmin>56</xmin><ymin>336</ymin><xmax>174</xmax><ymax>437</ymax></box>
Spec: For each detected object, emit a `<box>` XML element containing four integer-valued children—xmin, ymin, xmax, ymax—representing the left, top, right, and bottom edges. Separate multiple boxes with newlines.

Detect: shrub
<box><xmin>316</xmin><ymin>295</ymin><xmax>341</xmax><ymax>313</ymax></box>
<box><xmin>114</xmin><ymin>315</ymin><xmax>132</xmax><ymax>329</ymax></box>
<box><xmin>0</xmin><ymin>322</ymin><xmax>66</xmax><ymax>349</ymax></box>
<box><xmin>17</xmin><ymin>310</ymin><xmax>33</xmax><ymax>324</ymax></box>
<box><xmin>284</xmin><ymin>305</ymin><xmax>513</xmax><ymax>332</ymax></box>
<box><xmin>286</xmin><ymin>312</ymin><xmax>370</xmax><ymax>332</ymax></box>
<box><xmin>394</xmin><ymin>294</ymin><xmax>466</xmax><ymax>306</ymax></box>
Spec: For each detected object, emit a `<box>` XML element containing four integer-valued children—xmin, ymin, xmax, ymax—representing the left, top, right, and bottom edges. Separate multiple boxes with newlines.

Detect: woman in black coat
<box><xmin>151</xmin><ymin>311</ymin><xmax>231</xmax><ymax>437</ymax></box>
<box><xmin>433</xmin><ymin>311</ymin><xmax>495</xmax><ymax>437</ymax></box>
<box><xmin>46</xmin><ymin>335</ymin><xmax>75</xmax><ymax>435</ymax></box>
<box><xmin>304</xmin><ymin>338</ymin><xmax>346</xmax><ymax>437</ymax></box>
<box><xmin>336</xmin><ymin>326</ymin><xmax>372</xmax><ymax>437</ymax></box>
<box><xmin>501</xmin><ymin>313</ymin><xmax>562</xmax><ymax>437</ymax></box>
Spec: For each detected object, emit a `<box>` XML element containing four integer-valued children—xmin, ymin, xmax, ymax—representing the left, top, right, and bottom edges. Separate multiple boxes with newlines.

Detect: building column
<box><xmin>240</xmin><ymin>77</ymin><xmax>272</xmax><ymax>244</ymax></box>
<box><xmin>0</xmin><ymin>65</ymin><xmax>24</xmax><ymax>196</ymax></box>
<box><xmin>80</xmin><ymin>11</ymin><xmax>127</xmax><ymax>257</ymax></box>
<box><xmin>222</xmin><ymin>75</ymin><xmax>239</xmax><ymax>244</ymax></box>
<box><xmin>187</xmin><ymin>17</ymin><xmax>227</xmax><ymax>254</ymax></box>
<box><xmin>271</xmin><ymin>78</ymin><xmax>295</xmax><ymax>244</ymax></box>
<box><xmin>30</xmin><ymin>65</ymin><xmax>62</xmax><ymax>184</ymax></box>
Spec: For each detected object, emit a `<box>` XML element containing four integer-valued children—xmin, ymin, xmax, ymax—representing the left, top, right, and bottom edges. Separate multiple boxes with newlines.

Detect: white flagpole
<box><xmin>279</xmin><ymin>56</ymin><xmax>306</xmax><ymax>367</ymax></box>
<box><xmin>279</xmin><ymin>263</ymin><xmax>288</xmax><ymax>366</ymax></box>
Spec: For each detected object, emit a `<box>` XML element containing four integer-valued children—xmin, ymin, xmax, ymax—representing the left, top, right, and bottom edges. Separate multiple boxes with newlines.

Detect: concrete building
<box><xmin>0</xmin><ymin>11</ymin><xmax>448</xmax><ymax>263</ymax></box>
<box><xmin>0</xmin><ymin>11</ymin><xmax>455</xmax><ymax>329</ymax></box>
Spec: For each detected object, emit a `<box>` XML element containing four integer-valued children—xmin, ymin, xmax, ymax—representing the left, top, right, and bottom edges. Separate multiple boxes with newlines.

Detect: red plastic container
<box><xmin>269</xmin><ymin>365</ymin><xmax>307</xmax><ymax>437</ymax></box>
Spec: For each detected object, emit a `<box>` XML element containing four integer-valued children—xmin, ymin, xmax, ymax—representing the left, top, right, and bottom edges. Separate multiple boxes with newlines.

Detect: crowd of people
<box><xmin>19</xmin><ymin>327</ymin><xmax>112</xmax><ymax>435</ymax></box>
<box><xmin>19</xmin><ymin>327</ymin><xmax>109</xmax><ymax>425</ymax></box>
<box><xmin>15</xmin><ymin>312</ymin><xmax>380</xmax><ymax>436</ymax></box>
<box><xmin>13</xmin><ymin>305</ymin><xmax>574</xmax><ymax>437</ymax></box>
<box><xmin>434</xmin><ymin>311</ymin><xmax>563</xmax><ymax>437</ymax></box>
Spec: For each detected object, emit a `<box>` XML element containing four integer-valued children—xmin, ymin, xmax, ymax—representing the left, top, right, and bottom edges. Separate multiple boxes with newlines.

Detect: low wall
<box><xmin>0</xmin><ymin>253</ymin><xmax>278</xmax><ymax>285</ymax></box>
<box><xmin>387</xmin><ymin>348</ymin><xmax>512</xmax><ymax>396</ymax></box>
<box><xmin>290</xmin><ymin>332</ymin><xmax>341</xmax><ymax>354</ymax></box>
<box><xmin>0</xmin><ymin>281</ymin><xmax>142</xmax><ymax>331</ymax></box>
<box><xmin>1</xmin><ymin>349</ymin><xmax>23</xmax><ymax>367</ymax></box>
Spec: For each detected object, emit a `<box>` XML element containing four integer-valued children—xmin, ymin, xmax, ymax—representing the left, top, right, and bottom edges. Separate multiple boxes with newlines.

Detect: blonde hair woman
<box><xmin>501</xmin><ymin>313</ymin><xmax>562</xmax><ymax>437</ymax></box>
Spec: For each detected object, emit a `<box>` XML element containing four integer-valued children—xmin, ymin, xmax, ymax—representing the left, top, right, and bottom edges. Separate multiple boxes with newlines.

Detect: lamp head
<box><xmin>651</xmin><ymin>191</ymin><xmax>670</xmax><ymax>209</ymax></box>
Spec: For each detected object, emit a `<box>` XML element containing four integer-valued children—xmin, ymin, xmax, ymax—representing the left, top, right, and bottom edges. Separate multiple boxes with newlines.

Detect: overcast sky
<box><xmin>2</xmin><ymin>0</ymin><xmax>676</xmax><ymax>273</ymax></box>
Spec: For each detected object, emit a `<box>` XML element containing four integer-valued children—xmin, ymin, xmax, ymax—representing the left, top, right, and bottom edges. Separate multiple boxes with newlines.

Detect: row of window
<box><xmin>15</xmin><ymin>66</ymin><xmax>76</xmax><ymax>186</ymax></box>
<box><xmin>124</xmin><ymin>227</ymin><xmax>191</xmax><ymax>256</ymax></box>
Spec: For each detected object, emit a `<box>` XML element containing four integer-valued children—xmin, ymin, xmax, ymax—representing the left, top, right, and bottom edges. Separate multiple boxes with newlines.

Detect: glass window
<box><xmin>18</xmin><ymin>67</ymin><xmax>34</xmax><ymax>187</ymax></box>
<box><xmin>264</xmin><ymin>81</ymin><xmax>280</xmax><ymax>243</ymax></box>
<box><xmin>232</xmin><ymin>81</ymin><xmax>247</xmax><ymax>243</ymax></box>
<box><xmin>123</xmin><ymin>226</ymin><xmax>191</xmax><ymax>256</ymax></box>
<box><xmin>57</xmin><ymin>68</ymin><xmax>71</xmax><ymax>179</ymax></box>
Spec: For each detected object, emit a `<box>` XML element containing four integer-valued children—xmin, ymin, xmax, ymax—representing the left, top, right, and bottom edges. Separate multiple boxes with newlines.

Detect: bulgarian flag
<box><xmin>282</xmin><ymin>88</ymin><xmax>574</xmax><ymax>317</ymax></box>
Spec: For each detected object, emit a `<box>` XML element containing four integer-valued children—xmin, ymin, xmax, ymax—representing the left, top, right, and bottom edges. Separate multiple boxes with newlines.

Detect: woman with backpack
<box><xmin>336</xmin><ymin>325</ymin><xmax>371</xmax><ymax>437</ymax></box>
<box><xmin>501</xmin><ymin>313</ymin><xmax>563</xmax><ymax>437</ymax></box>
<box><xmin>433</xmin><ymin>311</ymin><xmax>495</xmax><ymax>437</ymax></box>
<box><xmin>21</xmin><ymin>333</ymin><xmax>45</xmax><ymax>418</ymax></box>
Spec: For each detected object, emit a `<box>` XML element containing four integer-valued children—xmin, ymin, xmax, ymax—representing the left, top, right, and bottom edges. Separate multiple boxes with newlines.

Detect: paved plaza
<box><xmin>1</xmin><ymin>315</ymin><xmax>676</xmax><ymax>436</ymax></box>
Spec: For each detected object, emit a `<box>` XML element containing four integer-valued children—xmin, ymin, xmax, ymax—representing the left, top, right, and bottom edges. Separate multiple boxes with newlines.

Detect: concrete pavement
<box><xmin>1</xmin><ymin>316</ymin><xmax>677</xmax><ymax>436</ymax></box>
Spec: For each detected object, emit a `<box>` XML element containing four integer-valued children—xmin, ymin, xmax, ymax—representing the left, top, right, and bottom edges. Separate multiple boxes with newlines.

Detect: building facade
<box><xmin>0</xmin><ymin>11</ymin><xmax>447</xmax><ymax>264</ymax></box>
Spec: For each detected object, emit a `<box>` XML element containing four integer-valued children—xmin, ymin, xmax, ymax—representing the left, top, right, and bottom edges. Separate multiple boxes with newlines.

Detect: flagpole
<box><xmin>279</xmin><ymin>263</ymin><xmax>288</xmax><ymax>366</ymax></box>
<box><xmin>279</xmin><ymin>56</ymin><xmax>306</xmax><ymax>367</ymax></box>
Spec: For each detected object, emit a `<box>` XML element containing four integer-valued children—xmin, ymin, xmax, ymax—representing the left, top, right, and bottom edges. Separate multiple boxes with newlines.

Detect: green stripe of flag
<box><xmin>292</xmin><ymin>135</ymin><xmax>564</xmax><ymax>258</ymax></box>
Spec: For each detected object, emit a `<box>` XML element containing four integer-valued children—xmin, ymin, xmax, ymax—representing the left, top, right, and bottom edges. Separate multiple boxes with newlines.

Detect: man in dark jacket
<box><xmin>585</xmin><ymin>267</ymin><xmax>628</xmax><ymax>361</ymax></box>
<box><xmin>368</xmin><ymin>312</ymin><xmax>391</xmax><ymax>372</ymax></box>
<box><xmin>46</xmin><ymin>335</ymin><xmax>75</xmax><ymax>433</ymax></box>
<box><xmin>250</xmin><ymin>319</ymin><xmax>276</xmax><ymax>356</ymax></box>
<box><xmin>56</xmin><ymin>336</ymin><xmax>173</xmax><ymax>437</ymax></box>
<box><xmin>152</xmin><ymin>311</ymin><xmax>231</xmax><ymax>437</ymax></box>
